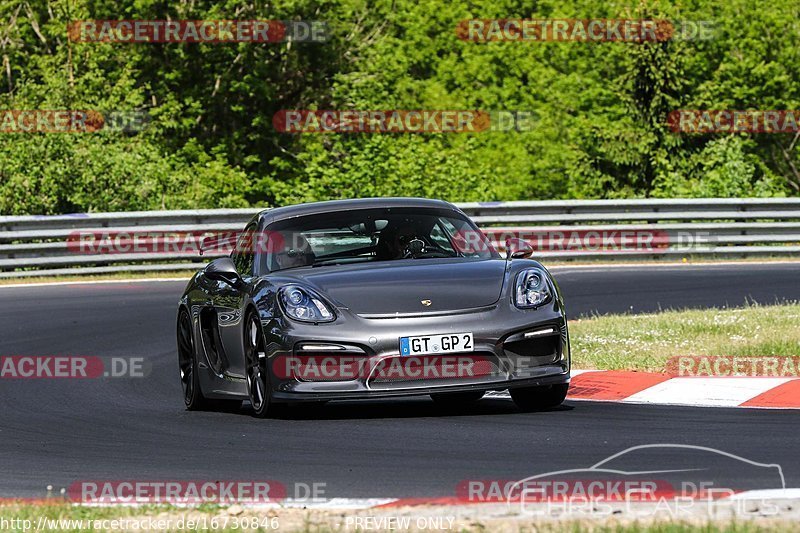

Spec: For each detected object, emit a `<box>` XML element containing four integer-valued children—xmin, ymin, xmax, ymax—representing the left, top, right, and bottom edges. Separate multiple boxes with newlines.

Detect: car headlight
<box><xmin>278</xmin><ymin>285</ymin><xmax>335</xmax><ymax>323</ymax></box>
<box><xmin>514</xmin><ymin>268</ymin><xmax>552</xmax><ymax>309</ymax></box>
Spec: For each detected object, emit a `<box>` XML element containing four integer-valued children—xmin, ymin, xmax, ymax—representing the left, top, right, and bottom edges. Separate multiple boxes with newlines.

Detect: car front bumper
<box><xmin>263</xmin><ymin>301</ymin><xmax>570</xmax><ymax>402</ymax></box>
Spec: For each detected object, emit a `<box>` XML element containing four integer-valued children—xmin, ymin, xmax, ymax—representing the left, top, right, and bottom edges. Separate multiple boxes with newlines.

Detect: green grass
<box><xmin>0</xmin><ymin>502</ymin><xmax>280</xmax><ymax>532</ymax></box>
<box><xmin>570</xmin><ymin>303</ymin><xmax>800</xmax><ymax>372</ymax></box>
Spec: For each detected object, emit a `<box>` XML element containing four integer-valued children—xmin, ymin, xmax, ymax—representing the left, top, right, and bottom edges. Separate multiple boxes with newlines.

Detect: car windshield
<box><xmin>259</xmin><ymin>207</ymin><xmax>499</xmax><ymax>273</ymax></box>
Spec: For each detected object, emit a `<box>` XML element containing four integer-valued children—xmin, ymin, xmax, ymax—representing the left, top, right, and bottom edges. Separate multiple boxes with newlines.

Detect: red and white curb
<box><xmin>486</xmin><ymin>369</ymin><xmax>800</xmax><ymax>408</ymax></box>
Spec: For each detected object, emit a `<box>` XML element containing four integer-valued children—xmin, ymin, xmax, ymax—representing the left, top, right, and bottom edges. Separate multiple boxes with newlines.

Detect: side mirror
<box><xmin>205</xmin><ymin>257</ymin><xmax>243</xmax><ymax>287</ymax></box>
<box><xmin>505</xmin><ymin>238</ymin><xmax>533</xmax><ymax>260</ymax></box>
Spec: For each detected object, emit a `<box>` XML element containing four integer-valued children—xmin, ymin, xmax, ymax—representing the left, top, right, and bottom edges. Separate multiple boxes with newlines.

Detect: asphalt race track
<box><xmin>1</xmin><ymin>262</ymin><xmax>799</xmax><ymax>499</ymax></box>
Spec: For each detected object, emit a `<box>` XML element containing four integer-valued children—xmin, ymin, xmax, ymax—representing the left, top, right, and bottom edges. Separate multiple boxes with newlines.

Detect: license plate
<box><xmin>399</xmin><ymin>333</ymin><xmax>474</xmax><ymax>356</ymax></box>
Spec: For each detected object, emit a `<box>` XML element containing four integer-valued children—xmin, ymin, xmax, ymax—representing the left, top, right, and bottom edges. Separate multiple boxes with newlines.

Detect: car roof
<box><xmin>257</xmin><ymin>197</ymin><xmax>460</xmax><ymax>225</ymax></box>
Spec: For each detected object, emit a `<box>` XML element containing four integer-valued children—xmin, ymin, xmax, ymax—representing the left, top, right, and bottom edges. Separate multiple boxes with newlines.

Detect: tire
<box><xmin>510</xmin><ymin>384</ymin><xmax>569</xmax><ymax>411</ymax></box>
<box><xmin>177</xmin><ymin>310</ymin><xmax>211</xmax><ymax>410</ymax></box>
<box><xmin>244</xmin><ymin>310</ymin><xmax>272</xmax><ymax>418</ymax></box>
<box><xmin>430</xmin><ymin>391</ymin><xmax>485</xmax><ymax>406</ymax></box>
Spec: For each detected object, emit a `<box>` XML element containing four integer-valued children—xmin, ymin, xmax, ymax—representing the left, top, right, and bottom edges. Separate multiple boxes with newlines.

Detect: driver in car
<box><xmin>377</xmin><ymin>223</ymin><xmax>425</xmax><ymax>260</ymax></box>
<box><xmin>273</xmin><ymin>233</ymin><xmax>316</xmax><ymax>270</ymax></box>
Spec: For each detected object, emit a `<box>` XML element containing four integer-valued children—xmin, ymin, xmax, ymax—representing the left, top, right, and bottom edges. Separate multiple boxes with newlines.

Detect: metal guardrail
<box><xmin>2</xmin><ymin>199</ymin><xmax>800</xmax><ymax>278</ymax></box>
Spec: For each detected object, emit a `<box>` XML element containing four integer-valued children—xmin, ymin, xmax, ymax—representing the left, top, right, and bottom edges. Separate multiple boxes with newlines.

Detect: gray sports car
<box><xmin>177</xmin><ymin>198</ymin><xmax>570</xmax><ymax>417</ymax></box>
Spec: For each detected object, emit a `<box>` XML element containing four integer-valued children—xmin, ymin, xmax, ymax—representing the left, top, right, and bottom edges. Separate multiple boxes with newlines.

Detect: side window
<box><xmin>232</xmin><ymin>223</ymin><xmax>256</xmax><ymax>277</ymax></box>
<box><xmin>429</xmin><ymin>220</ymin><xmax>452</xmax><ymax>249</ymax></box>
<box><xmin>435</xmin><ymin>217</ymin><xmax>486</xmax><ymax>256</ymax></box>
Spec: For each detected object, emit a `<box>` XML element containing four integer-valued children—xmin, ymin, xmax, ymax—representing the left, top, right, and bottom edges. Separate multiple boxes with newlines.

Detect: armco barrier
<box><xmin>2</xmin><ymin>199</ymin><xmax>800</xmax><ymax>278</ymax></box>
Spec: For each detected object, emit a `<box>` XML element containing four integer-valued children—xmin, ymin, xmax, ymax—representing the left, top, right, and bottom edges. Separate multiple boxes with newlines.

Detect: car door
<box><xmin>213</xmin><ymin>222</ymin><xmax>258</xmax><ymax>378</ymax></box>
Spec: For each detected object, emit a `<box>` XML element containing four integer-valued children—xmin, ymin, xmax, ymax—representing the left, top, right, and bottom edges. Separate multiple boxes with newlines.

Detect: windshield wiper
<box><xmin>312</xmin><ymin>256</ymin><xmax>372</xmax><ymax>267</ymax></box>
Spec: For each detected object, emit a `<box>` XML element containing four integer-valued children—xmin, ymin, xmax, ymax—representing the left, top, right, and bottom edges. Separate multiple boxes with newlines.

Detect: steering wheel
<box><xmin>401</xmin><ymin>237</ymin><xmax>427</xmax><ymax>258</ymax></box>
<box><xmin>402</xmin><ymin>238</ymin><xmax>458</xmax><ymax>259</ymax></box>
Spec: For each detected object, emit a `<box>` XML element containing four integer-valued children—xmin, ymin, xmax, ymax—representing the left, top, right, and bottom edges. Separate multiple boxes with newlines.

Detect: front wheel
<box><xmin>244</xmin><ymin>311</ymin><xmax>272</xmax><ymax>418</ymax></box>
<box><xmin>510</xmin><ymin>384</ymin><xmax>569</xmax><ymax>411</ymax></box>
<box><xmin>178</xmin><ymin>310</ymin><xmax>210</xmax><ymax>410</ymax></box>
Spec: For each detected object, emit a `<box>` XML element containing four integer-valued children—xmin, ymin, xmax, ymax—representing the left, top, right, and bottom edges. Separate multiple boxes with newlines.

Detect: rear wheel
<box><xmin>178</xmin><ymin>310</ymin><xmax>210</xmax><ymax>410</ymax></box>
<box><xmin>245</xmin><ymin>311</ymin><xmax>272</xmax><ymax>418</ymax></box>
<box><xmin>430</xmin><ymin>391</ymin><xmax>484</xmax><ymax>406</ymax></box>
<box><xmin>510</xmin><ymin>384</ymin><xmax>569</xmax><ymax>411</ymax></box>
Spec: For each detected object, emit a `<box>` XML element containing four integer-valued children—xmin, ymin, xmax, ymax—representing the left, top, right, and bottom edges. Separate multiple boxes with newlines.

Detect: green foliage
<box><xmin>0</xmin><ymin>0</ymin><xmax>798</xmax><ymax>214</ymax></box>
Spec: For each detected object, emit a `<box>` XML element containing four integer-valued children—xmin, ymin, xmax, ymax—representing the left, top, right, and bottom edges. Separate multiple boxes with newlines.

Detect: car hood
<box><xmin>280</xmin><ymin>259</ymin><xmax>507</xmax><ymax>315</ymax></box>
